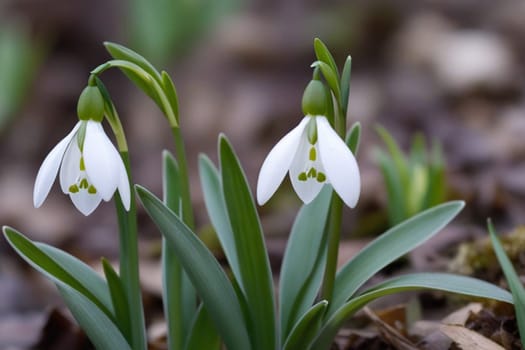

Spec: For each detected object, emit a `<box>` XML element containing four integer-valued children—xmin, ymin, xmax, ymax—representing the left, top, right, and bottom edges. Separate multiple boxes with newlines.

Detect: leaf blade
<box><xmin>279</xmin><ymin>187</ymin><xmax>331</xmax><ymax>338</ymax></box>
<box><xmin>58</xmin><ymin>284</ymin><xmax>131</xmax><ymax>350</ymax></box>
<box><xmin>283</xmin><ymin>300</ymin><xmax>328</xmax><ymax>350</ymax></box>
<box><xmin>3</xmin><ymin>227</ymin><xmax>113</xmax><ymax>318</ymax></box>
<box><xmin>314</xmin><ymin>273</ymin><xmax>513</xmax><ymax>350</ymax></box>
<box><xmin>488</xmin><ymin>222</ymin><xmax>525</xmax><ymax>349</ymax></box>
<box><xmin>136</xmin><ymin>186</ymin><xmax>251</xmax><ymax>350</ymax></box>
<box><xmin>329</xmin><ymin>201</ymin><xmax>465</xmax><ymax>317</ymax></box>
<box><xmin>219</xmin><ymin>136</ymin><xmax>276</xmax><ymax>350</ymax></box>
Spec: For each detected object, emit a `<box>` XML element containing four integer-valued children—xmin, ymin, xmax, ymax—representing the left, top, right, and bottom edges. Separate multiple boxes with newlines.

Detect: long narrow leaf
<box><xmin>283</xmin><ymin>300</ymin><xmax>328</xmax><ymax>350</ymax></box>
<box><xmin>91</xmin><ymin>60</ymin><xmax>164</xmax><ymax>113</ymax></box>
<box><xmin>161</xmin><ymin>71</ymin><xmax>180</xmax><ymax>122</ymax></box>
<box><xmin>375</xmin><ymin>125</ymin><xmax>409</xmax><ymax>192</ymax></box>
<box><xmin>198</xmin><ymin>154</ymin><xmax>242</xmax><ymax>287</ymax></box>
<box><xmin>345</xmin><ymin>122</ymin><xmax>361</xmax><ymax>155</ymax></box>
<box><xmin>219</xmin><ymin>135</ymin><xmax>276</xmax><ymax>350</ymax></box>
<box><xmin>328</xmin><ymin>201</ymin><xmax>464</xmax><ymax>317</ymax></box>
<box><xmin>58</xmin><ymin>284</ymin><xmax>131</xmax><ymax>350</ymax></box>
<box><xmin>314</xmin><ymin>38</ymin><xmax>339</xmax><ymax>78</ymax></box>
<box><xmin>104</xmin><ymin>41</ymin><xmax>162</xmax><ymax>82</ymax></box>
<box><xmin>136</xmin><ymin>186</ymin><xmax>251</xmax><ymax>350</ymax></box>
<box><xmin>315</xmin><ymin>61</ymin><xmax>341</xmax><ymax>104</ymax></box>
<box><xmin>313</xmin><ymin>273</ymin><xmax>513</xmax><ymax>350</ymax></box>
<box><xmin>3</xmin><ymin>227</ymin><xmax>113</xmax><ymax>317</ymax></box>
<box><xmin>184</xmin><ymin>304</ymin><xmax>221</xmax><ymax>350</ymax></box>
<box><xmin>488</xmin><ymin>222</ymin><xmax>525</xmax><ymax>348</ymax></box>
<box><xmin>375</xmin><ymin>149</ymin><xmax>405</xmax><ymax>224</ymax></box>
<box><xmin>279</xmin><ymin>187</ymin><xmax>331</xmax><ymax>338</ymax></box>
<box><xmin>101</xmin><ymin>258</ymin><xmax>131</xmax><ymax>342</ymax></box>
<box><xmin>340</xmin><ymin>55</ymin><xmax>352</xmax><ymax>115</ymax></box>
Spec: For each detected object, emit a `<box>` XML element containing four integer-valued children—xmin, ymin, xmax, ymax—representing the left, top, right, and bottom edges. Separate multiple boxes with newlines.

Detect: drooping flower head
<box><xmin>257</xmin><ymin>80</ymin><xmax>360</xmax><ymax>207</ymax></box>
<box><xmin>33</xmin><ymin>86</ymin><xmax>130</xmax><ymax>215</ymax></box>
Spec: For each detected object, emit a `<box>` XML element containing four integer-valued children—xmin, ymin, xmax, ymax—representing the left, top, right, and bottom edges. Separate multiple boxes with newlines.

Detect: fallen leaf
<box><xmin>440</xmin><ymin>324</ymin><xmax>505</xmax><ymax>350</ymax></box>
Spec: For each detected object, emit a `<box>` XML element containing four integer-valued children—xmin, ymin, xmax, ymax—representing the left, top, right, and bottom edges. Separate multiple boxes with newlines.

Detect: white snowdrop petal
<box><xmin>289</xmin><ymin>136</ymin><xmax>325</xmax><ymax>204</ymax></box>
<box><xmin>33</xmin><ymin>122</ymin><xmax>81</xmax><ymax>208</ymax></box>
<box><xmin>59</xmin><ymin>139</ymin><xmax>82</xmax><ymax>194</ymax></box>
<box><xmin>256</xmin><ymin>117</ymin><xmax>309</xmax><ymax>205</ymax></box>
<box><xmin>317</xmin><ymin>116</ymin><xmax>360</xmax><ymax>208</ymax></box>
<box><xmin>116</xmin><ymin>158</ymin><xmax>131</xmax><ymax>210</ymax></box>
<box><xmin>83</xmin><ymin>121</ymin><xmax>120</xmax><ymax>201</ymax></box>
<box><xmin>69</xmin><ymin>191</ymin><xmax>102</xmax><ymax>216</ymax></box>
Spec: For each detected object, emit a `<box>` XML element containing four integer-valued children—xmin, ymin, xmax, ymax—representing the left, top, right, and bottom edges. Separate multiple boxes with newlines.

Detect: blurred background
<box><xmin>1</xmin><ymin>0</ymin><xmax>525</xmax><ymax>348</ymax></box>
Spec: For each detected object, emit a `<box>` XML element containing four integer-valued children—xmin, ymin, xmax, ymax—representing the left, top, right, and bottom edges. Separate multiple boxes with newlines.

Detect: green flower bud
<box><xmin>302</xmin><ymin>80</ymin><xmax>328</xmax><ymax>116</ymax></box>
<box><xmin>77</xmin><ymin>86</ymin><xmax>105</xmax><ymax>122</ymax></box>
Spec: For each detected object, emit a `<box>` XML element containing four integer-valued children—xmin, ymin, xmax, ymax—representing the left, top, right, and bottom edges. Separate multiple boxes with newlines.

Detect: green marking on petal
<box><xmin>298</xmin><ymin>172</ymin><xmax>307</xmax><ymax>181</ymax></box>
<box><xmin>79</xmin><ymin>178</ymin><xmax>89</xmax><ymax>189</ymax></box>
<box><xmin>317</xmin><ymin>172</ymin><xmax>326</xmax><ymax>182</ymax></box>
<box><xmin>307</xmin><ymin>168</ymin><xmax>317</xmax><ymax>178</ymax></box>
<box><xmin>69</xmin><ymin>184</ymin><xmax>79</xmax><ymax>193</ymax></box>
<box><xmin>88</xmin><ymin>185</ymin><xmax>97</xmax><ymax>194</ymax></box>
<box><xmin>309</xmin><ymin>147</ymin><xmax>317</xmax><ymax>161</ymax></box>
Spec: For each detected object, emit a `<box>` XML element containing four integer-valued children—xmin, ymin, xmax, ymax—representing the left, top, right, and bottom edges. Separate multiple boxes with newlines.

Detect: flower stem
<box><xmin>170</xmin><ymin>126</ymin><xmax>194</xmax><ymax>228</ymax></box>
<box><xmin>116</xmin><ymin>152</ymin><xmax>147</xmax><ymax>350</ymax></box>
<box><xmin>161</xmin><ymin>126</ymin><xmax>196</xmax><ymax>350</ymax></box>
<box><xmin>321</xmin><ymin>188</ymin><xmax>344</xmax><ymax>301</ymax></box>
<box><xmin>321</xmin><ymin>100</ymin><xmax>346</xmax><ymax>301</ymax></box>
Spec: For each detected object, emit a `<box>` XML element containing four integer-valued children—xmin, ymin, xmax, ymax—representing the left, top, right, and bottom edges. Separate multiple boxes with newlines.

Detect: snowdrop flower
<box><xmin>257</xmin><ymin>81</ymin><xmax>360</xmax><ymax>207</ymax></box>
<box><xmin>33</xmin><ymin>86</ymin><xmax>130</xmax><ymax>215</ymax></box>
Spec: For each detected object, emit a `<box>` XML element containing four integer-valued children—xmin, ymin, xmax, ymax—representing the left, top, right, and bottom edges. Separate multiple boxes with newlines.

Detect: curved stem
<box><xmin>91</xmin><ymin>60</ymin><xmax>178</xmax><ymax>127</ymax></box>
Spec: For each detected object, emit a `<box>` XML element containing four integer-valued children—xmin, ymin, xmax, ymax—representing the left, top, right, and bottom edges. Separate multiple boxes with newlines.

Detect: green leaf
<box><xmin>283</xmin><ymin>300</ymin><xmax>328</xmax><ymax>350</ymax></box>
<box><xmin>3</xmin><ymin>227</ymin><xmax>113</xmax><ymax>318</ymax></box>
<box><xmin>135</xmin><ymin>186</ymin><xmax>251</xmax><ymax>350</ymax></box>
<box><xmin>314</xmin><ymin>38</ymin><xmax>339</xmax><ymax>78</ymax></box>
<box><xmin>340</xmin><ymin>55</ymin><xmax>352</xmax><ymax>115</ymax></box>
<box><xmin>279</xmin><ymin>188</ymin><xmax>331</xmax><ymax>339</ymax></box>
<box><xmin>328</xmin><ymin>201</ymin><xmax>464</xmax><ymax>317</ymax></box>
<box><xmin>425</xmin><ymin>140</ymin><xmax>446</xmax><ymax>208</ymax></box>
<box><xmin>101</xmin><ymin>258</ymin><xmax>131</xmax><ymax>342</ymax></box>
<box><xmin>409</xmin><ymin>133</ymin><xmax>426</xmax><ymax>166</ymax></box>
<box><xmin>184</xmin><ymin>304</ymin><xmax>221</xmax><ymax>350</ymax></box>
<box><xmin>198</xmin><ymin>154</ymin><xmax>242</xmax><ymax>288</ymax></box>
<box><xmin>161</xmin><ymin>71</ymin><xmax>180</xmax><ymax>123</ymax></box>
<box><xmin>345</xmin><ymin>122</ymin><xmax>361</xmax><ymax>155</ymax></box>
<box><xmin>314</xmin><ymin>61</ymin><xmax>341</xmax><ymax>106</ymax></box>
<box><xmin>162</xmin><ymin>151</ymin><xmax>196</xmax><ymax>350</ymax></box>
<box><xmin>219</xmin><ymin>135</ymin><xmax>276</xmax><ymax>350</ymax></box>
<box><xmin>92</xmin><ymin>60</ymin><xmax>163</xmax><ymax>112</ymax></box>
<box><xmin>58</xmin><ymin>284</ymin><xmax>131</xmax><ymax>350</ymax></box>
<box><xmin>488</xmin><ymin>221</ymin><xmax>525</xmax><ymax>348</ymax></box>
<box><xmin>375</xmin><ymin>125</ymin><xmax>409</xmax><ymax>193</ymax></box>
<box><xmin>313</xmin><ymin>273</ymin><xmax>513</xmax><ymax>350</ymax></box>
<box><xmin>104</xmin><ymin>41</ymin><xmax>162</xmax><ymax>82</ymax></box>
<box><xmin>375</xmin><ymin>149</ymin><xmax>406</xmax><ymax>224</ymax></box>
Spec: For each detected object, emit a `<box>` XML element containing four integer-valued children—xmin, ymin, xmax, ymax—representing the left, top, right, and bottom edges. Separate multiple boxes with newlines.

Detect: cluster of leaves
<box><xmin>1</xmin><ymin>40</ymin><xmax>521</xmax><ymax>350</ymax></box>
<box><xmin>374</xmin><ymin>126</ymin><xmax>446</xmax><ymax>225</ymax></box>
